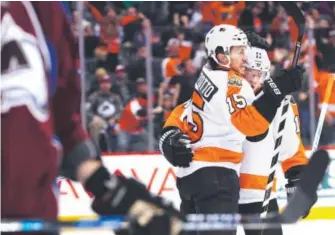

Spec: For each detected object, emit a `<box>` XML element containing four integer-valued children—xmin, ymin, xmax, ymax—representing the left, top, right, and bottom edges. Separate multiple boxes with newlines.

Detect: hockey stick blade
<box><xmin>277</xmin><ymin>150</ymin><xmax>330</xmax><ymax>223</ymax></box>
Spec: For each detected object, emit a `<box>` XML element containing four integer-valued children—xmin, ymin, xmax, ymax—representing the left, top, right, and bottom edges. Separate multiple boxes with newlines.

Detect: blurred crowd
<box><xmin>67</xmin><ymin>1</ymin><xmax>335</xmax><ymax>152</ymax></box>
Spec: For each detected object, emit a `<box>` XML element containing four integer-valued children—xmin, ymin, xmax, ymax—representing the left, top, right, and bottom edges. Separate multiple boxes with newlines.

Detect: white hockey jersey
<box><xmin>164</xmin><ymin>64</ymin><xmax>272</xmax><ymax>178</ymax></box>
<box><xmin>239</xmin><ymin>97</ymin><xmax>308</xmax><ymax>204</ymax></box>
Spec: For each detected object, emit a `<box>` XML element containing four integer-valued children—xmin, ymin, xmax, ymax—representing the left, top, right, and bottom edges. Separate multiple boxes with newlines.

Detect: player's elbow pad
<box><xmin>252</xmin><ymin>91</ymin><xmax>281</xmax><ymax>123</ymax></box>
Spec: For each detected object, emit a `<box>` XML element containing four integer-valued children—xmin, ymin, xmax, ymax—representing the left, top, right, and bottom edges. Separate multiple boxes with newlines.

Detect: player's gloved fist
<box><xmin>245</xmin><ymin>31</ymin><xmax>270</xmax><ymax>50</ymax></box>
<box><xmin>263</xmin><ymin>65</ymin><xmax>305</xmax><ymax>104</ymax></box>
<box><xmin>85</xmin><ymin>166</ymin><xmax>184</xmax><ymax>235</ymax></box>
<box><xmin>159</xmin><ymin>127</ymin><xmax>193</xmax><ymax>167</ymax></box>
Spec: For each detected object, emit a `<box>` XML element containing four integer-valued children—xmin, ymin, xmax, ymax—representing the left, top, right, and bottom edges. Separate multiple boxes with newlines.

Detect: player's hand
<box><xmin>85</xmin><ymin>166</ymin><xmax>184</xmax><ymax>235</ymax></box>
<box><xmin>263</xmin><ymin>65</ymin><xmax>305</xmax><ymax>103</ymax></box>
<box><xmin>159</xmin><ymin>128</ymin><xmax>193</xmax><ymax>167</ymax></box>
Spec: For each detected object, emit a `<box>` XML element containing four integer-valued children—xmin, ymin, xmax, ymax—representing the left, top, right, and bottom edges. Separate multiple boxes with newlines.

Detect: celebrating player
<box><xmin>239</xmin><ymin>38</ymin><xmax>310</xmax><ymax>235</ymax></box>
<box><xmin>159</xmin><ymin>24</ymin><xmax>305</xmax><ymax>235</ymax></box>
<box><xmin>1</xmin><ymin>2</ymin><xmax>182</xmax><ymax>235</ymax></box>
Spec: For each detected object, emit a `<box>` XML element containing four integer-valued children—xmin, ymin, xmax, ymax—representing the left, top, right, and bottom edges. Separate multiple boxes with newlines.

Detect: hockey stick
<box><xmin>311</xmin><ymin>74</ymin><xmax>335</xmax><ymax>153</ymax></box>
<box><xmin>1</xmin><ymin>150</ymin><xmax>329</xmax><ymax>233</ymax></box>
<box><xmin>261</xmin><ymin>2</ymin><xmax>306</xmax><ymax>218</ymax></box>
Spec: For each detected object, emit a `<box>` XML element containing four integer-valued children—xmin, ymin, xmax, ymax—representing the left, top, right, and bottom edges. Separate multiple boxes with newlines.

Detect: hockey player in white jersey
<box><xmin>238</xmin><ymin>35</ymin><xmax>309</xmax><ymax>235</ymax></box>
<box><xmin>159</xmin><ymin>25</ymin><xmax>305</xmax><ymax>235</ymax></box>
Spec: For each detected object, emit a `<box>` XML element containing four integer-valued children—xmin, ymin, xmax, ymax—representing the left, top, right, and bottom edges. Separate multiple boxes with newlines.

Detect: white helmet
<box><xmin>205</xmin><ymin>24</ymin><xmax>249</xmax><ymax>68</ymax></box>
<box><xmin>246</xmin><ymin>46</ymin><xmax>271</xmax><ymax>81</ymax></box>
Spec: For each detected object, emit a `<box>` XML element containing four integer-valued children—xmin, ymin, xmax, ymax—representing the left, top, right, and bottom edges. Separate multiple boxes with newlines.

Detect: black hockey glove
<box><xmin>253</xmin><ymin>65</ymin><xmax>305</xmax><ymax>122</ymax></box>
<box><xmin>159</xmin><ymin>127</ymin><xmax>193</xmax><ymax>167</ymax></box>
<box><xmin>263</xmin><ymin>65</ymin><xmax>305</xmax><ymax>104</ymax></box>
<box><xmin>285</xmin><ymin>165</ymin><xmax>317</xmax><ymax>219</ymax></box>
<box><xmin>245</xmin><ymin>31</ymin><xmax>270</xmax><ymax>50</ymax></box>
<box><xmin>85</xmin><ymin>166</ymin><xmax>184</xmax><ymax>235</ymax></box>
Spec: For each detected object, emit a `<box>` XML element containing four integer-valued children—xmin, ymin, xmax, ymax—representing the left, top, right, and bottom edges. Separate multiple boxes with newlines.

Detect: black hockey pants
<box><xmin>239</xmin><ymin>198</ymin><xmax>283</xmax><ymax>235</ymax></box>
<box><xmin>177</xmin><ymin>167</ymin><xmax>240</xmax><ymax>235</ymax></box>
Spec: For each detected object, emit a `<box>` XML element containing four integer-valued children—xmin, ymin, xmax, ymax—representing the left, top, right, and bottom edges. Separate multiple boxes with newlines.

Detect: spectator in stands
<box><xmin>127</xmin><ymin>46</ymin><xmax>147</xmax><ymax>94</ymax></box>
<box><xmin>80</xmin><ymin>1</ymin><xmax>335</xmax><ymax>149</ymax></box>
<box><xmin>271</xmin><ymin>6</ymin><xmax>291</xmax><ymax>50</ymax></box>
<box><xmin>84</xmin><ymin>24</ymin><xmax>100</xmax><ymax>58</ymax></box>
<box><xmin>177</xmin><ymin>29</ymin><xmax>194</xmax><ymax>61</ymax></box>
<box><xmin>173</xmin><ymin>59</ymin><xmax>198</xmax><ymax>105</ymax></box>
<box><xmin>158</xmin><ymin>38</ymin><xmax>182</xmax><ymax>107</ymax></box>
<box><xmin>113</xmin><ymin>64</ymin><xmax>131</xmax><ymax>103</ymax></box>
<box><xmin>219</xmin><ymin>1</ymin><xmax>246</xmax><ymax>26</ymax></box>
<box><xmin>87</xmin><ymin>75</ymin><xmax>123</xmax><ymax>151</ymax></box>
<box><xmin>294</xmin><ymin>72</ymin><xmax>313</xmax><ymax>145</ymax></box>
<box><xmin>133</xmin><ymin>18</ymin><xmax>150</xmax><ymax>48</ymax></box>
<box><xmin>117</xmin><ymin>78</ymin><xmax>161</xmax><ymax>152</ymax></box>
<box><xmin>94</xmin><ymin>15</ymin><xmax>120</xmax><ymax>72</ymax></box>
<box><xmin>87</xmin><ymin>67</ymin><xmax>108</xmax><ymax>96</ymax></box>
<box><xmin>315</xmin><ymin>69</ymin><xmax>335</xmax><ymax>145</ymax></box>
<box><xmin>187</xmin><ymin>3</ymin><xmax>203</xmax><ymax>30</ymax></box>
<box><xmin>317</xmin><ymin>29</ymin><xmax>335</xmax><ymax>72</ymax></box>
<box><xmin>120</xmin><ymin>6</ymin><xmax>146</xmax><ymax>45</ymax></box>
<box><xmin>154</xmin><ymin>93</ymin><xmax>174</xmax><ymax>139</ymax></box>
<box><xmin>71</xmin><ymin>10</ymin><xmax>90</xmax><ymax>39</ymax></box>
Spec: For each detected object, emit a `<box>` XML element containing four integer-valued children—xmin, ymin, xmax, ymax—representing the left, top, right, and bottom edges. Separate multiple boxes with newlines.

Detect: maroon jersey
<box><xmin>1</xmin><ymin>1</ymin><xmax>89</xmax><ymax>220</ymax></box>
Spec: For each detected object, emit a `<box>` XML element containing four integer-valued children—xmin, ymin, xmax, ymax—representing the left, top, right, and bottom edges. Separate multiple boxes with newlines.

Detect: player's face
<box><xmin>245</xmin><ymin>68</ymin><xmax>262</xmax><ymax>92</ymax></box>
<box><xmin>230</xmin><ymin>46</ymin><xmax>248</xmax><ymax>76</ymax></box>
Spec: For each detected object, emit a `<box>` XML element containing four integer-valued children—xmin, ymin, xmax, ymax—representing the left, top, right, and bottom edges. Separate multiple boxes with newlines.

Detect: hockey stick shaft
<box><xmin>261</xmin><ymin>97</ymin><xmax>290</xmax><ymax>217</ymax></box>
<box><xmin>311</xmin><ymin>75</ymin><xmax>335</xmax><ymax>153</ymax></box>
<box><xmin>261</xmin><ymin>2</ymin><xmax>305</xmax><ymax>217</ymax></box>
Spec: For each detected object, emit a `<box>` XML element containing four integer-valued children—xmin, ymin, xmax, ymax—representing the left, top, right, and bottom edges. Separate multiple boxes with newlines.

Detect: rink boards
<box><xmin>58</xmin><ymin>149</ymin><xmax>335</xmax><ymax>220</ymax></box>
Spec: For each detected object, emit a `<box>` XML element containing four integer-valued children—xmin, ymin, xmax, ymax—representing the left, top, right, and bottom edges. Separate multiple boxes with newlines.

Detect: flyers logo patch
<box><xmin>228</xmin><ymin>77</ymin><xmax>243</xmax><ymax>87</ymax></box>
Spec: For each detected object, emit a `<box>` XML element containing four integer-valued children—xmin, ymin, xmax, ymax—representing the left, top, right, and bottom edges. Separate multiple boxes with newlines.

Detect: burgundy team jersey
<box><xmin>1</xmin><ymin>1</ymin><xmax>88</xmax><ymax>218</ymax></box>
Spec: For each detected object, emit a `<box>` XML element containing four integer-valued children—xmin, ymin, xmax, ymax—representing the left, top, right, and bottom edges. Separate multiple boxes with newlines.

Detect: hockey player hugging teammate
<box><xmin>159</xmin><ymin>24</ymin><xmax>305</xmax><ymax>235</ymax></box>
<box><xmin>238</xmin><ymin>32</ymin><xmax>311</xmax><ymax>235</ymax></box>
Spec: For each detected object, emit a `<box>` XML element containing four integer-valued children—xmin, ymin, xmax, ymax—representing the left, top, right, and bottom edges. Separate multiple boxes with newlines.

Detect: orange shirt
<box><xmin>179</xmin><ymin>41</ymin><xmax>193</xmax><ymax>61</ymax></box>
<box><xmin>200</xmin><ymin>1</ymin><xmax>221</xmax><ymax>24</ymax></box>
<box><xmin>119</xmin><ymin>97</ymin><xmax>147</xmax><ymax>133</ymax></box>
<box><xmin>85</xmin><ymin>2</ymin><xmax>104</xmax><ymax>22</ymax></box>
<box><xmin>162</xmin><ymin>57</ymin><xmax>182</xmax><ymax>81</ymax></box>
<box><xmin>119</xmin><ymin>15</ymin><xmax>141</xmax><ymax>26</ymax></box>
<box><xmin>118</xmin><ymin>96</ymin><xmax>155</xmax><ymax>133</ymax></box>
<box><xmin>85</xmin><ymin>2</ymin><xmax>120</xmax><ymax>54</ymax></box>
<box><xmin>218</xmin><ymin>1</ymin><xmax>245</xmax><ymax>26</ymax></box>
<box><xmin>97</xmin><ymin>36</ymin><xmax>120</xmax><ymax>54</ymax></box>
<box><xmin>315</xmin><ymin>71</ymin><xmax>335</xmax><ymax>117</ymax></box>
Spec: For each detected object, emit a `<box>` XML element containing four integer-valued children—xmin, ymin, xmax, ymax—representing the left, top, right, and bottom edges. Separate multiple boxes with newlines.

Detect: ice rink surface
<box><xmin>62</xmin><ymin>220</ymin><xmax>335</xmax><ymax>235</ymax></box>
